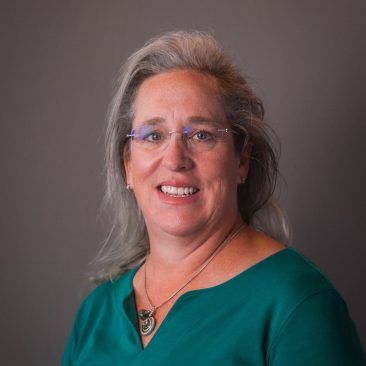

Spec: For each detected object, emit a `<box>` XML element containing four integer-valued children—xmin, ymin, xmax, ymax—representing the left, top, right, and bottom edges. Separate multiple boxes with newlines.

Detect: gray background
<box><xmin>1</xmin><ymin>1</ymin><xmax>365</xmax><ymax>365</ymax></box>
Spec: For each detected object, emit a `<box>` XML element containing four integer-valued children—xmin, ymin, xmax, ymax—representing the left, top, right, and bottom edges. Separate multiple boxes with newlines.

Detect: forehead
<box><xmin>132</xmin><ymin>70</ymin><xmax>226</xmax><ymax>126</ymax></box>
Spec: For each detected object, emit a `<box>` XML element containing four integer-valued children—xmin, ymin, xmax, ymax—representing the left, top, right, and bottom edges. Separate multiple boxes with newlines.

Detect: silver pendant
<box><xmin>138</xmin><ymin>309</ymin><xmax>156</xmax><ymax>336</ymax></box>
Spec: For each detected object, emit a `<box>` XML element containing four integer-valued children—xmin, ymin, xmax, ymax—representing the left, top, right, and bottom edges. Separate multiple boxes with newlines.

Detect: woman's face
<box><xmin>124</xmin><ymin>70</ymin><xmax>248</xmax><ymax>238</ymax></box>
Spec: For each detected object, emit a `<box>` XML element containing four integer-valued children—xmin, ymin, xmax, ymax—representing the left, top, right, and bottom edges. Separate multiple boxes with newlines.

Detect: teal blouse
<box><xmin>62</xmin><ymin>248</ymin><xmax>365</xmax><ymax>365</ymax></box>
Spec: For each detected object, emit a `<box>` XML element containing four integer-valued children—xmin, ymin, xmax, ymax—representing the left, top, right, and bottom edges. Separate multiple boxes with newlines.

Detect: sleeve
<box><xmin>268</xmin><ymin>290</ymin><xmax>366</xmax><ymax>366</ymax></box>
<box><xmin>61</xmin><ymin>320</ymin><xmax>77</xmax><ymax>366</ymax></box>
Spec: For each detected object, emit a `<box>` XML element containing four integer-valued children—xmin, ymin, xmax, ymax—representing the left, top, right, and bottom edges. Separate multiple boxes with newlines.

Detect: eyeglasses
<box><xmin>126</xmin><ymin>124</ymin><xmax>244</xmax><ymax>153</ymax></box>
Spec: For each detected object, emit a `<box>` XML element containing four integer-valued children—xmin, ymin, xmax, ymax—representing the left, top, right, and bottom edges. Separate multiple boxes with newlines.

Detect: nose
<box><xmin>162</xmin><ymin>133</ymin><xmax>193</xmax><ymax>171</ymax></box>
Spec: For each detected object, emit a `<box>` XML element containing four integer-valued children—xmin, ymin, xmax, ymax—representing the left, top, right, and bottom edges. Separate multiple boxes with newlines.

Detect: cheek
<box><xmin>126</xmin><ymin>150</ymin><xmax>158</xmax><ymax>186</ymax></box>
<box><xmin>214</xmin><ymin>152</ymin><xmax>241</xmax><ymax>180</ymax></box>
<box><xmin>202</xmin><ymin>159</ymin><xmax>240</xmax><ymax>196</ymax></box>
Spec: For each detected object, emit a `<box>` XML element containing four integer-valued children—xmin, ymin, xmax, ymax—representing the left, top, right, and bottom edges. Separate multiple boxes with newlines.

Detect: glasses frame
<box><xmin>126</xmin><ymin>125</ymin><xmax>247</xmax><ymax>153</ymax></box>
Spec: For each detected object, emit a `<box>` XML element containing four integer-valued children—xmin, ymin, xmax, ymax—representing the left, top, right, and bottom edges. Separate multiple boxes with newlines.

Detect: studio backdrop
<box><xmin>1</xmin><ymin>1</ymin><xmax>365</xmax><ymax>365</ymax></box>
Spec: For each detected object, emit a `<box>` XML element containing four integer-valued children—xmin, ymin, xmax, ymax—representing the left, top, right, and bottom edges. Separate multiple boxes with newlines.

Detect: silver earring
<box><xmin>126</xmin><ymin>184</ymin><xmax>133</xmax><ymax>191</ymax></box>
<box><xmin>240</xmin><ymin>176</ymin><xmax>246</xmax><ymax>184</ymax></box>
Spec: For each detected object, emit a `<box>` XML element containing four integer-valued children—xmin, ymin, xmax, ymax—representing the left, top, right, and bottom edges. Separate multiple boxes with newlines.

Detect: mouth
<box><xmin>159</xmin><ymin>185</ymin><xmax>199</xmax><ymax>197</ymax></box>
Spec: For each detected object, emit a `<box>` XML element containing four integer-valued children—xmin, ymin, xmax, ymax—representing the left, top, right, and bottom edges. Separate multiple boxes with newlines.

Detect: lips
<box><xmin>160</xmin><ymin>185</ymin><xmax>198</xmax><ymax>197</ymax></box>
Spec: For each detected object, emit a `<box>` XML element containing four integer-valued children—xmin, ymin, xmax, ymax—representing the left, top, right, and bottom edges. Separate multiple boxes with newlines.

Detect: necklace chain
<box><xmin>143</xmin><ymin>223</ymin><xmax>246</xmax><ymax>314</ymax></box>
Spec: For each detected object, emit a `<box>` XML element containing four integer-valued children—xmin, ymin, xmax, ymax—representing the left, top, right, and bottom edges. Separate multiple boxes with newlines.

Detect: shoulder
<box><xmin>262</xmin><ymin>247</ymin><xmax>337</xmax><ymax>301</ymax></box>
<box><xmin>264</xmin><ymin>245</ymin><xmax>344</xmax><ymax>311</ymax></box>
<box><xmin>75</xmin><ymin>269</ymin><xmax>136</xmax><ymax>325</ymax></box>
<box><xmin>263</xmin><ymin>249</ymin><xmax>366</xmax><ymax>364</ymax></box>
<box><xmin>225</xmin><ymin>245</ymin><xmax>342</xmax><ymax>325</ymax></box>
<box><xmin>238</xmin><ymin>228</ymin><xmax>334</xmax><ymax>300</ymax></box>
<box><xmin>61</xmin><ymin>269</ymin><xmax>137</xmax><ymax>365</ymax></box>
<box><xmin>251</xmin><ymin>249</ymin><xmax>366</xmax><ymax>363</ymax></box>
<box><xmin>244</xmin><ymin>247</ymin><xmax>344</xmax><ymax>339</ymax></box>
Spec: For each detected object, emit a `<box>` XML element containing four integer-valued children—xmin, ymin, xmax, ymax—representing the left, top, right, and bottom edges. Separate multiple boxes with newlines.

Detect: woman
<box><xmin>62</xmin><ymin>31</ymin><xmax>365</xmax><ymax>365</ymax></box>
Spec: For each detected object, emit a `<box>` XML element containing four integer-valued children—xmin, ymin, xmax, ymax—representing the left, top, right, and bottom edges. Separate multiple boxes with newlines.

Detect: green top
<box><xmin>62</xmin><ymin>248</ymin><xmax>365</xmax><ymax>365</ymax></box>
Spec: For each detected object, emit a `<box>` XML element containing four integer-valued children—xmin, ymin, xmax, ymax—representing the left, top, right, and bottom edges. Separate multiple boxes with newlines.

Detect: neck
<box><xmin>145</xmin><ymin>216</ymin><xmax>244</xmax><ymax>277</ymax></box>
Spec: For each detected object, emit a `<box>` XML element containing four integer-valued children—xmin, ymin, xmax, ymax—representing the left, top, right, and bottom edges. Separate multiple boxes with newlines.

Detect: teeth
<box><xmin>160</xmin><ymin>185</ymin><xmax>198</xmax><ymax>196</ymax></box>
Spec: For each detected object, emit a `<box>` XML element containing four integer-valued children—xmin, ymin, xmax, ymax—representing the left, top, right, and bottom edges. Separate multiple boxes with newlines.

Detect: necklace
<box><xmin>138</xmin><ymin>223</ymin><xmax>246</xmax><ymax>336</ymax></box>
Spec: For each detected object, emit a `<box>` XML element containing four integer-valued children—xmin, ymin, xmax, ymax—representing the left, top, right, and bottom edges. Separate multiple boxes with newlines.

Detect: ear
<box><xmin>237</xmin><ymin>143</ymin><xmax>252</xmax><ymax>184</ymax></box>
<box><xmin>123</xmin><ymin>146</ymin><xmax>133</xmax><ymax>188</ymax></box>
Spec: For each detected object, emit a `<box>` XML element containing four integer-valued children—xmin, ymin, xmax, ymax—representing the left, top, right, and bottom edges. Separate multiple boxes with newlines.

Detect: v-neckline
<box><xmin>117</xmin><ymin>247</ymin><xmax>291</xmax><ymax>352</ymax></box>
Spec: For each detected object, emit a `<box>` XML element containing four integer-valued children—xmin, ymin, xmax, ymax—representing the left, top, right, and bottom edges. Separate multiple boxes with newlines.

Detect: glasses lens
<box><xmin>186</xmin><ymin>126</ymin><xmax>222</xmax><ymax>152</ymax></box>
<box><xmin>129</xmin><ymin>124</ymin><xmax>231</xmax><ymax>152</ymax></box>
<box><xmin>134</xmin><ymin>125</ymin><xmax>156</xmax><ymax>141</ymax></box>
<box><xmin>131</xmin><ymin>125</ymin><xmax>166</xmax><ymax>150</ymax></box>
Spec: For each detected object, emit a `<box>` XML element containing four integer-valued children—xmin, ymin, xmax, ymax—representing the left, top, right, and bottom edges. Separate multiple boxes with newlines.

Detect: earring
<box><xmin>126</xmin><ymin>184</ymin><xmax>133</xmax><ymax>191</ymax></box>
<box><xmin>240</xmin><ymin>176</ymin><xmax>246</xmax><ymax>184</ymax></box>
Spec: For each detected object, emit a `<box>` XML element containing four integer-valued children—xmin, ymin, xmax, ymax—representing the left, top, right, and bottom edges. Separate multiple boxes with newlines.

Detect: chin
<box><xmin>147</xmin><ymin>212</ymin><xmax>207</xmax><ymax>238</ymax></box>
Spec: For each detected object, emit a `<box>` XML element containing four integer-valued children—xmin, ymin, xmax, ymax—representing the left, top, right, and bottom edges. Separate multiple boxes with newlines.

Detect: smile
<box><xmin>160</xmin><ymin>185</ymin><xmax>198</xmax><ymax>197</ymax></box>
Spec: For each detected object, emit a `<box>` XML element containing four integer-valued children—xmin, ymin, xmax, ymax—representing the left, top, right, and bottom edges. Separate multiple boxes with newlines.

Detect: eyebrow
<box><xmin>187</xmin><ymin>116</ymin><xmax>219</xmax><ymax>125</ymax></box>
<box><xmin>136</xmin><ymin>118</ymin><xmax>164</xmax><ymax>127</ymax></box>
<box><xmin>136</xmin><ymin>116</ymin><xmax>219</xmax><ymax>128</ymax></box>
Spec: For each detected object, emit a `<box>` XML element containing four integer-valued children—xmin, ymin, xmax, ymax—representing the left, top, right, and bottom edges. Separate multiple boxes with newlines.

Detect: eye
<box><xmin>192</xmin><ymin>129</ymin><xmax>214</xmax><ymax>141</ymax></box>
<box><xmin>145</xmin><ymin>131</ymin><xmax>162</xmax><ymax>142</ymax></box>
<box><xmin>136</xmin><ymin>125</ymin><xmax>163</xmax><ymax>142</ymax></box>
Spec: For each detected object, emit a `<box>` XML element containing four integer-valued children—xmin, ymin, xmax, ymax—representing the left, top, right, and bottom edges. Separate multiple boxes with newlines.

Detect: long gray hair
<box><xmin>91</xmin><ymin>30</ymin><xmax>289</xmax><ymax>283</ymax></box>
